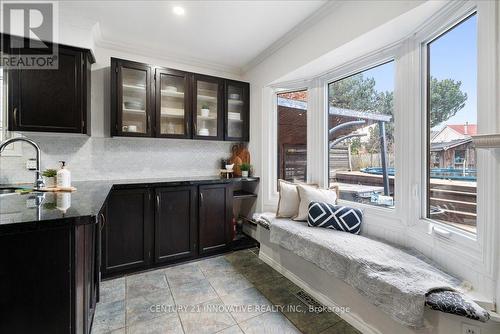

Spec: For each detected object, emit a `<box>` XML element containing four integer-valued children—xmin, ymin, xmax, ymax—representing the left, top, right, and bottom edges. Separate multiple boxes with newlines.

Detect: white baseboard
<box><xmin>259</xmin><ymin>250</ymin><xmax>382</xmax><ymax>334</ymax></box>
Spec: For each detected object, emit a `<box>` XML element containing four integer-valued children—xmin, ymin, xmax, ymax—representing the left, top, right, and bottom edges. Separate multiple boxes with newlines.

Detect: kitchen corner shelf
<box><xmin>472</xmin><ymin>134</ymin><xmax>500</xmax><ymax>148</ymax></box>
<box><xmin>233</xmin><ymin>190</ymin><xmax>257</xmax><ymax>199</ymax></box>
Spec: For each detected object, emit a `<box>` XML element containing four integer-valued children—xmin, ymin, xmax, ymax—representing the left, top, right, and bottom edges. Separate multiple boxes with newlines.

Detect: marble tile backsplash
<box><xmin>0</xmin><ymin>134</ymin><xmax>234</xmax><ymax>184</ymax></box>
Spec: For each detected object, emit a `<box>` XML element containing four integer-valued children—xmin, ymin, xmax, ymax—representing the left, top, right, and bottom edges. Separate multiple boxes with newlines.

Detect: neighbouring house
<box><xmin>430</xmin><ymin>123</ymin><xmax>477</xmax><ymax>169</ymax></box>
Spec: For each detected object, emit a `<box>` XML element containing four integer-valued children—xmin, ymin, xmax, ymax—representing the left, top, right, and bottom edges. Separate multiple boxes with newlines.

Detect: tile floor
<box><xmin>91</xmin><ymin>248</ymin><xmax>360</xmax><ymax>334</ymax></box>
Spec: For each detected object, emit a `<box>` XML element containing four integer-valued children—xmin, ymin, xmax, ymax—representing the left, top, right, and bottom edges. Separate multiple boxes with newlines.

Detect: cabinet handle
<box><xmin>147</xmin><ymin>114</ymin><xmax>151</xmax><ymax>132</ymax></box>
<box><xmin>200</xmin><ymin>192</ymin><xmax>203</xmax><ymax>206</ymax></box>
<box><xmin>156</xmin><ymin>194</ymin><xmax>160</xmax><ymax>211</ymax></box>
<box><xmin>13</xmin><ymin>107</ymin><xmax>18</xmax><ymax>126</ymax></box>
<box><xmin>99</xmin><ymin>212</ymin><xmax>106</xmax><ymax>230</ymax></box>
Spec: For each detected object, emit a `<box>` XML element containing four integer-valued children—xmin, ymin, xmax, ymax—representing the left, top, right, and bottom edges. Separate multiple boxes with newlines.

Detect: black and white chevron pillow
<box><xmin>308</xmin><ymin>202</ymin><xmax>362</xmax><ymax>234</ymax></box>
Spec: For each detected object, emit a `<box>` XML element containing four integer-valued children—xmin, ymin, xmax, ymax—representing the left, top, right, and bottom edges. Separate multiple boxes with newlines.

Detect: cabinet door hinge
<box><xmin>115</xmin><ymin>67</ymin><xmax>118</xmax><ymax>73</ymax></box>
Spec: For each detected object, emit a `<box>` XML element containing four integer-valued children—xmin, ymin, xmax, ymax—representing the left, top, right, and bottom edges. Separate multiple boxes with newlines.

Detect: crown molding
<box><xmin>241</xmin><ymin>0</ymin><xmax>342</xmax><ymax>74</ymax></box>
<box><xmin>60</xmin><ymin>1</ymin><xmax>341</xmax><ymax>78</ymax></box>
<box><xmin>91</xmin><ymin>23</ymin><xmax>242</xmax><ymax>78</ymax></box>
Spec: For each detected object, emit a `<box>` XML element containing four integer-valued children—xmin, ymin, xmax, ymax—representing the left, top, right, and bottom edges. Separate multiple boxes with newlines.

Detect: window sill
<box><xmin>337</xmin><ymin>198</ymin><xmax>396</xmax><ymax>216</ymax></box>
<box><xmin>411</xmin><ymin>218</ymin><xmax>482</xmax><ymax>258</ymax></box>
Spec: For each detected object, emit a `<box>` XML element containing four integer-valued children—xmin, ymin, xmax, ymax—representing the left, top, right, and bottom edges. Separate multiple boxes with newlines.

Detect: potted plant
<box><xmin>201</xmin><ymin>104</ymin><xmax>210</xmax><ymax>117</ymax></box>
<box><xmin>42</xmin><ymin>168</ymin><xmax>57</xmax><ymax>188</ymax></box>
<box><xmin>240</xmin><ymin>163</ymin><xmax>251</xmax><ymax>178</ymax></box>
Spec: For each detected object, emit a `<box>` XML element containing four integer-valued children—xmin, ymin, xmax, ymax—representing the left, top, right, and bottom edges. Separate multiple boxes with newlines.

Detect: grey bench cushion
<box><xmin>269</xmin><ymin>218</ymin><xmax>469</xmax><ymax>328</ymax></box>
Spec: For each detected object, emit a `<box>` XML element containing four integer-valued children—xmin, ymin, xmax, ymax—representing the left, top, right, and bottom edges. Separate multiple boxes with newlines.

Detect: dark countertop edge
<box><xmin>109</xmin><ymin>176</ymin><xmax>259</xmax><ymax>189</ymax></box>
<box><xmin>0</xmin><ymin>215</ymin><xmax>95</xmax><ymax>236</ymax></box>
<box><xmin>0</xmin><ymin>176</ymin><xmax>259</xmax><ymax>234</ymax></box>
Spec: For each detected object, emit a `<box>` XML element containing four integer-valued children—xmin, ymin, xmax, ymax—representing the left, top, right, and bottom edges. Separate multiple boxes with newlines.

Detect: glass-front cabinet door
<box><xmin>113</xmin><ymin>59</ymin><xmax>152</xmax><ymax>137</ymax></box>
<box><xmin>193</xmin><ymin>74</ymin><xmax>223</xmax><ymax>140</ymax></box>
<box><xmin>156</xmin><ymin>69</ymin><xmax>191</xmax><ymax>138</ymax></box>
<box><xmin>224</xmin><ymin>80</ymin><xmax>249</xmax><ymax>141</ymax></box>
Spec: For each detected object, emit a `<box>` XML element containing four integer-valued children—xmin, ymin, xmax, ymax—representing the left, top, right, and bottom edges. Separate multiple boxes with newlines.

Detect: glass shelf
<box><xmin>196</xmin><ymin>79</ymin><xmax>219</xmax><ymax>137</ymax></box>
<box><xmin>121</xmin><ymin>67</ymin><xmax>148</xmax><ymax>134</ymax></box>
<box><xmin>226</xmin><ymin>84</ymin><xmax>245</xmax><ymax>139</ymax></box>
<box><xmin>159</xmin><ymin>72</ymin><xmax>187</xmax><ymax>137</ymax></box>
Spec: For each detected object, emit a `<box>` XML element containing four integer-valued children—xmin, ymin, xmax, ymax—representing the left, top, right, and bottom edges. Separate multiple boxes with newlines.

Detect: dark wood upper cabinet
<box><xmin>198</xmin><ymin>183</ymin><xmax>233</xmax><ymax>255</ymax></box>
<box><xmin>111</xmin><ymin>58</ymin><xmax>154</xmax><ymax>137</ymax></box>
<box><xmin>155</xmin><ymin>68</ymin><xmax>192</xmax><ymax>139</ymax></box>
<box><xmin>7</xmin><ymin>36</ymin><xmax>94</xmax><ymax>134</ymax></box>
<box><xmin>224</xmin><ymin>80</ymin><xmax>250</xmax><ymax>141</ymax></box>
<box><xmin>154</xmin><ymin>186</ymin><xmax>197</xmax><ymax>263</ymax></box>
<box><xmin>102</xmin><ymin>187</ymin><xmax>153</xmax><ymax>276</ymax></box>
<box><xmin>110</xmin><ymin>57</ymin><xmax>249</xmax><ymax>141</ymax></box>
<box><xmin>192</xmin><ymin>74</ymin><xmax>224</xmax><ymax>140</ymax></box>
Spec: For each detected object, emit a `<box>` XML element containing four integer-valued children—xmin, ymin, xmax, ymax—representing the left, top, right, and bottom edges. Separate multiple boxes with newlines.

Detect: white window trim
<box><xmin>261</xmin><ymin>0</ymin><xmax>498</xmax><ymax>302</ymax></box>
<box><xmin>318</xmin><ymin>46</ymin><xmax>402</xmax><ymax>220</ymax></box>
<box><xmin>261</xmin><ymin>81</ymin><xmax>311</xmax><ymax>211</ymax></box>
<box><xmin>406</xmin><ymin>0</ymin><xmax>498</xmax><ymax>273</ymax></box>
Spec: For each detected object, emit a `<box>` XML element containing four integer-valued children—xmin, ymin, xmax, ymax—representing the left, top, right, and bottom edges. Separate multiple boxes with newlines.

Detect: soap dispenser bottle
<box><xmin>57</xmin><ymin>161</ymin><xmax>71</xmax><ymax>188</ymax></box>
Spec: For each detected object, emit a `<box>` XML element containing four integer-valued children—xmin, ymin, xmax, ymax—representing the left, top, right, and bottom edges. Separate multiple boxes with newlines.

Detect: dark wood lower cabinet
<box><xmin>199</xmin><ymin>184</ymin><xmax>233</xmax><ymax>255</ymax></box>
<box><xmin>102</xmin><ymin>188</ymin><xmax>153</xmax><ymax>276</ymax></box>
<box><xmin>0</xmin><ymin>221</ymin><xmax>99</xmax><ymax>334</ymax></box>
<box><xmin>155</xmin><ymin>186</ymin><xmax>198</xmax><ymax>263</ymax></box>
<box><xmin>102</xmin><ymin>182</ymin><xmax>233</xmax><ymax>278</ymax></box>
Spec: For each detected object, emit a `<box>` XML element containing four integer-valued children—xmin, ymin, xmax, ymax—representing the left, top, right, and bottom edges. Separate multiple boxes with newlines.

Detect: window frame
<box><xmin>276</xmin><ymin>89</ymin><xmax>309</xmax><ymax>186</ymax></box>
<box><xmin>325</xmin><ymin>59</ymin><xmax>397</xmax><ymax>211</ymax></box>
<box><xmin>318</xmin><ymin>46</ymin><xmax>402</xmax><ymax>219</ymax></box>
<box><xmin>261</xmin><ymin>83</ymin><xmax>311</xmax><ymax>211</ymax></box>
<box><xmin>411</xmin><ymin>0</ymin><xmax>498</xmax><ymax>262</ymax></box>
<box><xmin>423</xmin><ymin>10</ymin><xmax>478</xmax><ymax>234</ymax></box>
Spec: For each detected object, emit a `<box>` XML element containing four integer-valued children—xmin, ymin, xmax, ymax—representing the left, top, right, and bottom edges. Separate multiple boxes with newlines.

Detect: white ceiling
<box><xmin>60</xmin><ymin>1</ymin><xmax>328</xmax><ymax>73</ymax></box>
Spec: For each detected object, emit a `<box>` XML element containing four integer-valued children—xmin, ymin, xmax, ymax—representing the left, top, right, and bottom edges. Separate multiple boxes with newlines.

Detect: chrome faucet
<box><xmin>0</xmin><ymin>137</ymin><xmax>45</xmax><ymax>189</ymax></box>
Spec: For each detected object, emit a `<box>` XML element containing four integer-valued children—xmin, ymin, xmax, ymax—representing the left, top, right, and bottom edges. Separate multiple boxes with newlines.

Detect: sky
<box><xmin>429</xmin><ymin>14</ymin><xmax>477</xmax><ymax>129</ymax></box>
<box><xmin>361</xmin><ymin>14</ymin><xmax>477</xmax><ymax>131</ymax></box>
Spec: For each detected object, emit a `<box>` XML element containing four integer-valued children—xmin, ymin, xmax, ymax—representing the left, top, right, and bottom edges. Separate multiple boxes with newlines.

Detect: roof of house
<box><xmin>430</xmin><ymin>138</ymin><xmax>472</xmax><ymax>152</ymax></box>
<box><xmin>447</xmin><ymin>124</ymin><xmax>477</xmax><ymax>136</ymax></box>
<box><xmin>278</xmin><ymin>91</ymin><xmax>308</xmax><ymax>102</ymax></box>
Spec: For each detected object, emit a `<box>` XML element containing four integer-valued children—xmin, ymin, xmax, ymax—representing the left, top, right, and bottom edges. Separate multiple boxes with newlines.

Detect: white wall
<box><xmin>243</xmin><ymin>0</ymin><xmax>423</xmax><ymax>212</ymax></box>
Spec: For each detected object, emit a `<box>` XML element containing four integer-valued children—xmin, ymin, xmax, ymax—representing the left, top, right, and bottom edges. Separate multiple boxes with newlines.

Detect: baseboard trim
<box><xmin>259</xmin><ymin>250</ymin><xmax>382</xmax><ymax>334</ymax></box>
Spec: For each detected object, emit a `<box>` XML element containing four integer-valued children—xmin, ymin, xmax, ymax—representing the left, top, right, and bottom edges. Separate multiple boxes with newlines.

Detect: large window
<box><xmin>328</xmin><ymin>61</ymin><xmax>395</xmax><ymax>208</ymax></box>
<box><xmin>426</xmin><ymin>13</ymin><xmax>477</xmax><ymax>233</ymax></box>
<box><xmin>277</xmin><ymin>90</ymin><xmax>307</xmax><ymax>185</ymax></box>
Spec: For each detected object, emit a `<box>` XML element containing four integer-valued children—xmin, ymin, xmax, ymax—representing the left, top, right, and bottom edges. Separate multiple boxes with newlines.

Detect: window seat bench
<box><xmin>249</xmin><ymin>213</ymin><xmax>493</xmax><ymax>333</ymax></box>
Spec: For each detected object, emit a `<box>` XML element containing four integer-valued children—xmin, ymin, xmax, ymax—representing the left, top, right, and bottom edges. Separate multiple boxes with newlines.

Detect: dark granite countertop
<box><xmin>0</xmin><ymin>176</ymin><xmax>259</xmax><ymax>234</ymax></box>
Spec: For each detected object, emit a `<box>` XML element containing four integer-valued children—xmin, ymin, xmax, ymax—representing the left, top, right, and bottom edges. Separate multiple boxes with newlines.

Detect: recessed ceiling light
<box><xmin>173</xmin><ymin>6</ymin><xmax>185</xmax><ymax>16</ymax></box>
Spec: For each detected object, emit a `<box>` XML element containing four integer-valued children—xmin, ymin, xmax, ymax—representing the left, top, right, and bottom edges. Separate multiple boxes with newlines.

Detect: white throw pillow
<box><xmin>276</xmin><ymin>180</ymin><xmax>317</xmax><ymax>218</ymax></box>
<box><xmin>294</xmin><ymin>184</ymin><xmax>338</xmax><ymax>221</ymax></box>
